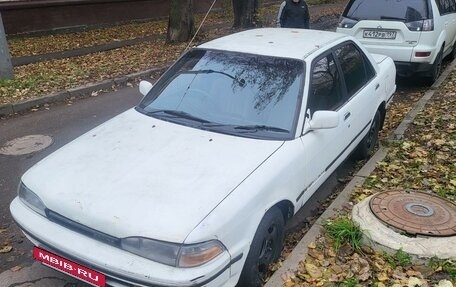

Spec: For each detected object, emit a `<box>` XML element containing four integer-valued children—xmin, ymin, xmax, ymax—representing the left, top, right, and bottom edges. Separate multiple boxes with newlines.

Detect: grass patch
<box><xmin>324</xmin><ymin>217</ymin><xmax>363</xmax><ymax>251</ymax></box>
<box><xmin>339</xmin><ymin>277</ymin><xmax>359</xmax><ymax>287</ymax></box>
<box><xmin>382</xmin><ymin>248</ymin><xmax>412</xmax><ymax>268</ymax></box>
<box><xmin>395</xmin><ymin>249</ymin><xmax>412</xmax><ymax>267</ymax></box>
<box><xmin>429</xmin><ymin>258</ymin><xmax>456</xmax><ymax>281</ymax></box>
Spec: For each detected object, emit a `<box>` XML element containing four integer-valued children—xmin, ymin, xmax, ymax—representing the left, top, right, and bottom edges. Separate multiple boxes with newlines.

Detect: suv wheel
<box><xmin>449</xmin><ymin>42</ymin><xmax>456</xmax><ymax>61</ymax></box>
<box><xmin>238</xmin><ymin>207</ymin><xmax>284</xmax><ymax>287</ymax></box>
<box><xmin>427</xmin><ymin>49</ymin><xmax>443</xmax><ymax>85</ymax></box>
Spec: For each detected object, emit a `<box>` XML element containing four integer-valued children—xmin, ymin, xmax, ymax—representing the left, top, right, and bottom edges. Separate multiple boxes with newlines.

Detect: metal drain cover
<box><xmin>370</xmin><ymin>190</ymin><xmax>456</xmax><ymax>237</ymax></box>
<box><xmin>0</xmin><ymin>135</ymin><xmax>53</xmax><ymax>156</ymax></box>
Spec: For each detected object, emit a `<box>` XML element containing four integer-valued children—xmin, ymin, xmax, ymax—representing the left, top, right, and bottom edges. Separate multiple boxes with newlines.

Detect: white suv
<box><xmin>337</xmin><ymin>0</ymin><xmax>456</xmax><ymax>83</ymax></box>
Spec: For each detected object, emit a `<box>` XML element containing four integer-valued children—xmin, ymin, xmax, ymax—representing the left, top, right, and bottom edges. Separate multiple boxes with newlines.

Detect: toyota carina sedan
<box><xmin>10</xmin><ymin>28</ymin><xmax>396</xmax><ymax>287</ymax></box>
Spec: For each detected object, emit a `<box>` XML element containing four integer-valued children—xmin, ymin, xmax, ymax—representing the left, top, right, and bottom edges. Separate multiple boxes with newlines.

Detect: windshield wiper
<box><xmin>380</xmin><ymin>16</ymin><xmax>406</xmax><ymax>21</ymax></box>
<box><xmin>233</xmin><ymin>125</ymin><xmax>289</xmax><ymax>133</ymax></box>
<box><xmin>345</xmin><ymin>15</ymin><xmax>360</xmax><ymax>21</ymax></box>
<box><xmin>181</xmin><ymin>69</ymin><xmax>246</xmax><ymax>87</ymax></box>
<box><xmin>146</xmin><ymin>110</ymin><xmax>210</xmax><ymax>124</ymax></box>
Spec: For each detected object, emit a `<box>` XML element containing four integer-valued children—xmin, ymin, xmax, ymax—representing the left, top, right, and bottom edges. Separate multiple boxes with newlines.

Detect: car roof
<box><xmin>198</xmin><ymin>28</ymin><xmax>349</xmax><ymax>60</ymax></box>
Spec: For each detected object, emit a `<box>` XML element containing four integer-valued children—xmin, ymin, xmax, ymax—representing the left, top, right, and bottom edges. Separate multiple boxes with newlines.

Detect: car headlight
<box><xmin>120</xmin><ymin>237</ymin><xmax>225</xmax><ymax>267</ymax></box>
<box><xmin>18</xmin><ymin>182</ymin><xmax>46</xmax><ymax>216</ymax></box>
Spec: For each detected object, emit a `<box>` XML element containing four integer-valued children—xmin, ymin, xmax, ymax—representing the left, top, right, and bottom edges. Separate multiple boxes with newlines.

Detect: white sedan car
<box><xmin>10</xmin><ymin>28</ymin><xmax>396</xmax><ymax>287</ymax></box>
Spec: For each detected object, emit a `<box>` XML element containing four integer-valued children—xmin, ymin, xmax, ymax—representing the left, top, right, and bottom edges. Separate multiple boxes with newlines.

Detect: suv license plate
<box><xmin>363</xmin><ymin>30</ymin><xmax>396</xmax><ymax>39</ymax></box>
<box><xmin>34</xmin><ymin>247</ymin><xmax>106</xmax><ymax>287</ymax></box>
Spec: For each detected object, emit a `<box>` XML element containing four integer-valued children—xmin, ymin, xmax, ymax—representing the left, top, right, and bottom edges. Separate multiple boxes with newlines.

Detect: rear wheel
<box><xmin>426</xmin><ymin>49</ymin><xmax>443</xmax><ymax>85</ymax></box>
<box><xmin>449</xmin><ymin>42</ymin><xmax>456</xmax><ymax>61</ymax></box>
<box><xmin>353</xmin><ymin>110</ymin><xmax>381</xmax><ymax>160</ymax></box>
<box><xmin>238</xmin><ymin>207</ymin><xmax>284</xmax><ymax>287</ymax></box>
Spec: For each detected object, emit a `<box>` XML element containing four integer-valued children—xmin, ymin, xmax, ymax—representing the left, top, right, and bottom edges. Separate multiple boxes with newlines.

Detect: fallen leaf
<box><xmin>0</xmin><ymin>245</ymin><xmax>13</xmax><ymax>253</ymax></box>
<box><xmin>435</xmin><ymin>280</ymin><xmax>453</xmax><ymax>287</ymax></box>
<box><xmin>408</xmin><ymin>277</ymin><xmax>424</xmax><ymax>287</ymax></box>
<box><xmin>308</xmin><ymin>242</ymin><xmax>316</xmax><ymax>249</ymax></box>
<box><xmin>305</xmin><ymin>263</ymin><xmax>323</xmax><ymax>279</ymax></box>
<box><xmin>377</xmin><ymin>273</ymin><xmax>389</xmax><ymax>282</ymax></box>
<box><xmin>10</xmin><ymin>266</ymin><xmax>22</xmax><ymax>272</ymax></box>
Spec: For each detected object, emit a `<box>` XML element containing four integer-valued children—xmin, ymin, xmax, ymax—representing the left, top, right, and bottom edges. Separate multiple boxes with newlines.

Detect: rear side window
<box><xmin>344</xmin><ymin>0</ymin><xmax>430</xmax><ymax>21</ymax></box>
<box><xmin>437</xmin><ymin>0</ymin><xmax>456</xmax><ymax>14</ymax></box>
<box><xmin>335</xmin><ymin>43</ymin><xmax>374</xmax><ymax>97</ymax></box>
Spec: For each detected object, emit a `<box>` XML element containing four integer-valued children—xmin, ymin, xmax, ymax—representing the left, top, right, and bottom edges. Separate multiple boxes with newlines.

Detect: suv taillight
<box><xmin>405</xmin><ymin>19</ymin><xmax>434</xmax><ymax>31</ymax></box>
<box><xmin>338</xmin><ymin>16</ymin><xmax>358</xmax><ymax>29</ymax></box>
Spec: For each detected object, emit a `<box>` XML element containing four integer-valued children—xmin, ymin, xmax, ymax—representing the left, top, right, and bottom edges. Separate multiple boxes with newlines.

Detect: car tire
<box><xmin>237</xmin><ymin>207</ymin><xmax>285</xmax><ymax>287</ymax></box>
<box><xmin>449</xmin><ymin>42</ymin><xmax>456</xmax><ymax>61</ymax></box>
<box><xmin>426</xmin><ymin>49</ymin><xmax>443</xmax><ymax>85</ymax></box>
<box><xmin>353</xmin><ymin>110</ymin><xmax>381</xmax><ymax>160</ymax></box>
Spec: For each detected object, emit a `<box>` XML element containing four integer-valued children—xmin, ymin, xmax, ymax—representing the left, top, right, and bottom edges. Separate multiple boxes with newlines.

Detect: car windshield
<box><xmin>344</xmin><ymin>0</ymin><xmax>430</xmax><ymax>22</ymax></box>
<box><xmin>137</xmin><ymin>49</ymin><xmax>304</xmax><ymax>140</ymax></box>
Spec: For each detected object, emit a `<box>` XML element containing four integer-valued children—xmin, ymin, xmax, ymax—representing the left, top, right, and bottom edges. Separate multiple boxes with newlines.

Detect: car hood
<box><xmin>22</xmin><ymin>109</ymin><xmax>284</xmax><ymax>243</ymax></box>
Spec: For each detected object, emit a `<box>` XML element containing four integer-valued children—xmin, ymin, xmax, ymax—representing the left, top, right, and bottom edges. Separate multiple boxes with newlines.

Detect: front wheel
<box><xmin>237</xmin><ymin>207</ymin><xmax>285</xmax><ymax>287</ymax></box>
<box><xmin>353</xmin><ymin>110</ymin><xmax>381</xmax><ymax>160</ymax></box>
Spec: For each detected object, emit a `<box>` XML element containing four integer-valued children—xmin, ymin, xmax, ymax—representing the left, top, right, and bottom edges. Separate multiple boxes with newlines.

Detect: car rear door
<box><xmin>436</xmin><ymin>0</ymin><xmax>456</xmax><ymax>53</ymax></box>
<box><xmin>333</xmin><ymin>41</ymin><xmax>378</xmax><ymax>153</ymax></box>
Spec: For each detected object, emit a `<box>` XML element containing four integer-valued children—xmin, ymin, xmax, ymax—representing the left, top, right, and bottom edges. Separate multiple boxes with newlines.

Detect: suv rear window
<box><xmin>344</xmin><ymin>0</ymin><xmax>430</xmax><ymax>21</ymax></box>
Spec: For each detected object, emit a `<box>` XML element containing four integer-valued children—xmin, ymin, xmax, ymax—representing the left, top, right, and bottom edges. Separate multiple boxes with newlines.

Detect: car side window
<box><xmin>334</xmin><ymin>43</ymin><xmax>374</xmax><ymax>98</ymax></box>
<box><xmin>438</xmin><ymin>0</ymin><xmax>455</xmax><ymax>13</ymax></box>
<box><xmin>449</xmin><ymin>0</ymin><xmax>456</xmax><ymax>12</ymax></box>
<box><xmin>308</xmin><ymin>53</ymin><xmax>343</xmax><ymax>115</ymax></box>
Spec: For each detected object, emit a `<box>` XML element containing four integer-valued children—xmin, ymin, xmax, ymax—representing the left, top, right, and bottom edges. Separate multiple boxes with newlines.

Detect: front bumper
<box><xmin>10</xmin><ymin>198</ymin><xmax>235</xmax><ymax>287</ymax></box>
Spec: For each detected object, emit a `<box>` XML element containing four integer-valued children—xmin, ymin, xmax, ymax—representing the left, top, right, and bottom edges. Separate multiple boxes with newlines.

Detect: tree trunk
<box><xmin>232</xmin><ymin>0</ymin><xmax>260</xmax><ymax>28</ymax></box>
<box><xmin>0</xmin><ymin>12</ymin><xmax>13</xmax><ymax>80</ymax></box>
<box><xmin>167</xmin><ymin>0</ymin><xmax>194</xmax><ymax>43</ymax></box>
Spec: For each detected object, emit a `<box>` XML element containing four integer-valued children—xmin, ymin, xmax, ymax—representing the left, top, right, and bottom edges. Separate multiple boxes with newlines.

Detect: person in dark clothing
<box><xmin>277</xmin><ymin>0</ymin><xmax>310</xmax><ymax>29</ymax></box>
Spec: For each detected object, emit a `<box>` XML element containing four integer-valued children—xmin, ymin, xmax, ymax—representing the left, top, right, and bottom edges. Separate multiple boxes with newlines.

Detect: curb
<box><xmin>11</xmin><ymin>34</ymin><xmax>165</xmax><ymax>66</ymax></box>
<box><xmin>0</xmin><ymin>65</ymin><xmax>168</xmax><ymax>117</ymax></box>
<box><xmin>264</xmin><ymin>59</ymin><xmax>456</xmax><ymax>287</ymax></box>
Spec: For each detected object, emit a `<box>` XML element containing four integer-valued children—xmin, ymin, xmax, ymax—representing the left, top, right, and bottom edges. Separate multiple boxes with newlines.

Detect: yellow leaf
<box><xmin>377</xmin><ymin>273</ymin><xmax>389</xmax><ymax>281</ymax></box>
<box><xmin>0</xmin><ymin>245</ymin><xmax>12</xmax><ymax>253</ymax></box>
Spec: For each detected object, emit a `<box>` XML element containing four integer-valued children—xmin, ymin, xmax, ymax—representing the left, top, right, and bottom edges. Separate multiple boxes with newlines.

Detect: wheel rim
<box><xmin>256</xmin><ymin>223</ymin><xmax>279</xmax><ymax>276</ymax></box>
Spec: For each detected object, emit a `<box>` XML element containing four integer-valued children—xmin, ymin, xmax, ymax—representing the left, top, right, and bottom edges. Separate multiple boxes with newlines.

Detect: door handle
<box><xmin>375</xmin><ymin>83</ymin><xmax>380</xmax><ymax>90</ymax></box>
<box><xmin>344</xmin><ymin>112</ymin><xmax>351</xmax><ymax>121</ymax></box>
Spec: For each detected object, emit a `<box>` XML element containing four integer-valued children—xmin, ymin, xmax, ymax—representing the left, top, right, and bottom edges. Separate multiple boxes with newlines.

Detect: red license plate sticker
<box><xmin>34</xmin><ymin>246</ymin><xmax>106</xmax><ymax>287</ymax></box>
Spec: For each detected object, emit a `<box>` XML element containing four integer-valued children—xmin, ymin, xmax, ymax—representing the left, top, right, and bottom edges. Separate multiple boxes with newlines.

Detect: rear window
<box><xmin>344</xmin><ymin>0</ymin><xmax>430</xmax><ymax>21</ymax></box>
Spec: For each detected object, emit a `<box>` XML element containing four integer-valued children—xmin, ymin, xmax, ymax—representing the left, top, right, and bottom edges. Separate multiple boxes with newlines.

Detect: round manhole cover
<box><xmin>0</xmin><ymin>135</ymin><xmax>53</xmax><ymax>156</ymax></box>
<box><xmin>370</xmin><ymin>190</ymin><xmax>456</xmax><ymax>237</ymax></box>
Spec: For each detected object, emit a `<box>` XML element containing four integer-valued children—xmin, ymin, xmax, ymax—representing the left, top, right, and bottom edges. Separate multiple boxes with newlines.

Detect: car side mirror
<box><xmin>309</xmin><ymin>111</ymin><xmax>339</xmax><ymax>130</ymax></box>
<box><xmin>139</xmin><ymin>80</ymin><xmax>153</xmax><ymax>96</ymax></box>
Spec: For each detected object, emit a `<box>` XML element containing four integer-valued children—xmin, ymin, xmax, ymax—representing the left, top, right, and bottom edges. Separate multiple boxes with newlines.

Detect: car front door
<box><xmin>296</xmin><ymin>42</ymin><xmax>378</xmax><ymax>207</ymax></box>
<box><xmin>296</xmin><ymin>51</ymin><xmax>348</xmax><ymax>207</ymax></box>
